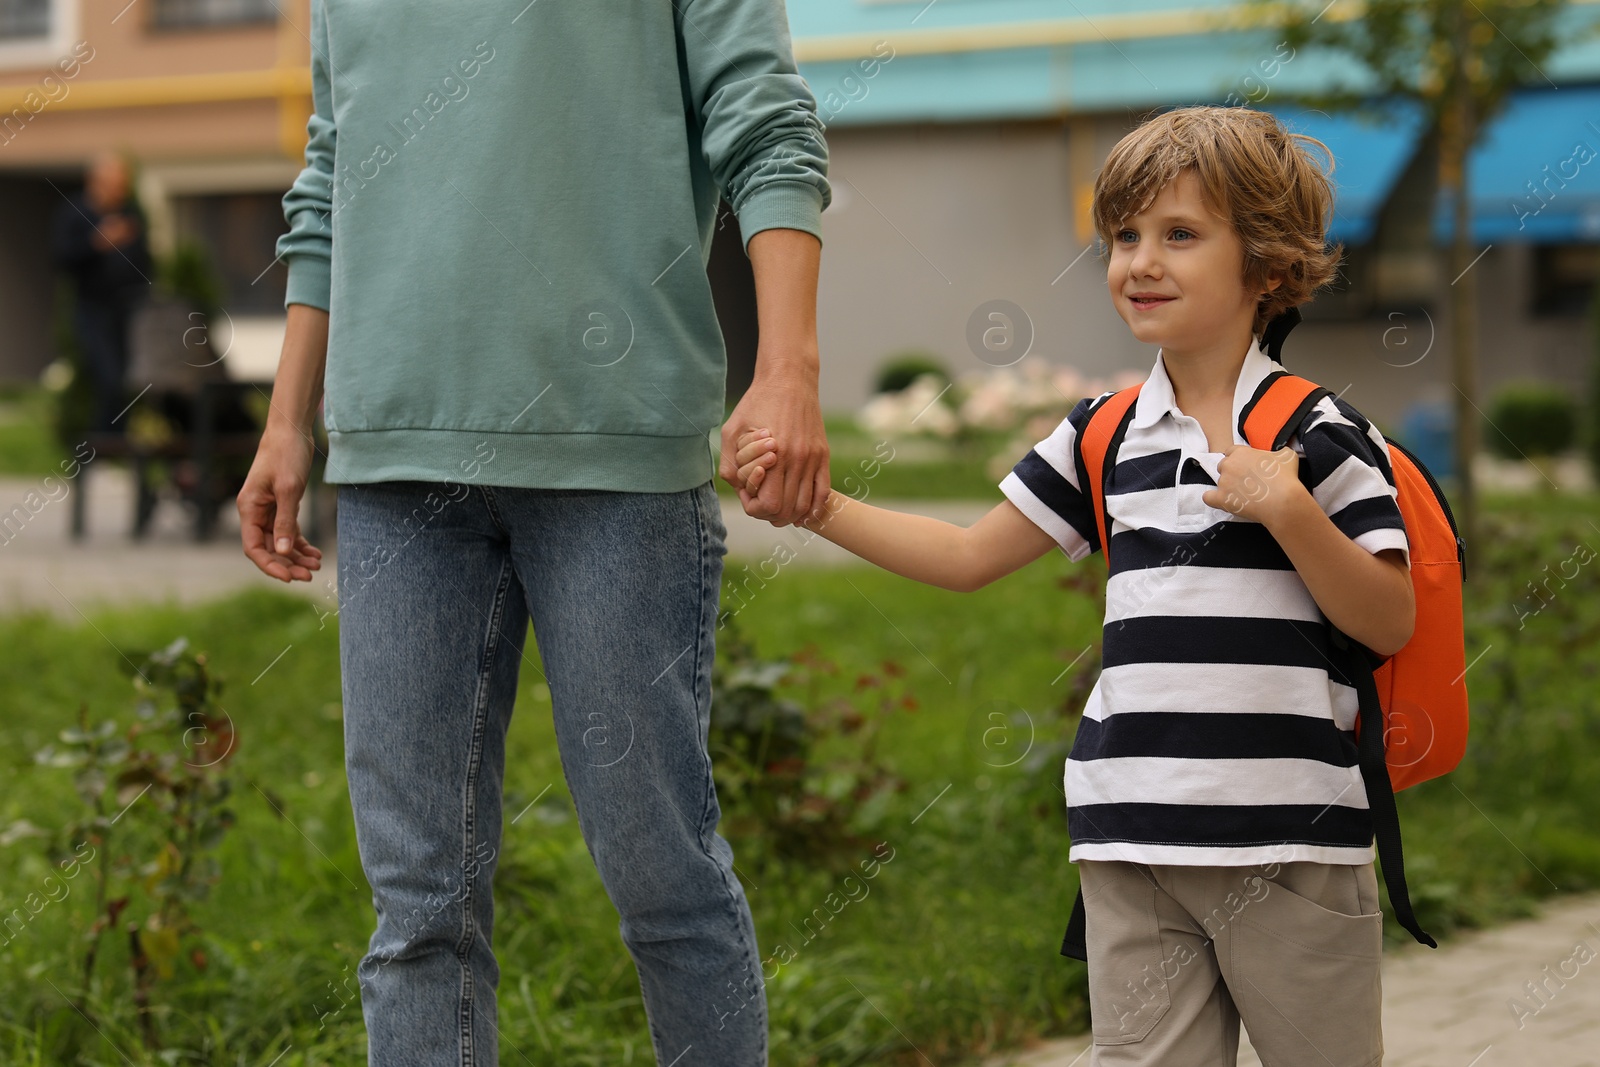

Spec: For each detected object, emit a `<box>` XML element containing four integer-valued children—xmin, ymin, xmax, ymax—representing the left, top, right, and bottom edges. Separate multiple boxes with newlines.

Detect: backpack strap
<box><xmin>1258</xmin><ymin>305</ymin><xmax>1302</xmax><ymax>365</ymax></box>
<box><xmin>1241</xmin><ymin>372</ymin><xmax>1438</xmax><ymax>950</ymax></box>
<box><xmin>1074</xmin><ymin>385</ymin><xmax>1142</xmax><ymax>567</ymax></box>
<box><xmin>1059</xmin><ymin>386</ymin><xmax>1141</xmax><ymax>963</ymax></box>
<box><xmin>1060</xmin><ymin>885</ymin><xmax>1089</xmax><ymax>961</ymax></box>
<box><xmin>1237</xmin><ymin>371</ymin><xmax>1330</xmax><ymax>452</ymax></box>
<box><xmin>1342</xmin><ymin>633</ymin><xmax>1438</xmax><ymax>948</ymax></box>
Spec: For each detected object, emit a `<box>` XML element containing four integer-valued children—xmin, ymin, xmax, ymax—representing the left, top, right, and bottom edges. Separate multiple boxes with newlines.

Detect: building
<box><xmin>791</xmin><ymin>0</ymin><xmax>1600</xmax><ymax>429</ymax></box>
<box><xmin>4</xmin><ymin>0</ymin><xmax>1600</xmax><ymax>434</ymax></box>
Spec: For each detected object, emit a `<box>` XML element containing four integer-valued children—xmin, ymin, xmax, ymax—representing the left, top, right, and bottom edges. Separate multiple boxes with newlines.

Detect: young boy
<box><xmin>734</xmin><ymin>106</ymin><xmax>1413</xmax><ymax>1065</ymax></box>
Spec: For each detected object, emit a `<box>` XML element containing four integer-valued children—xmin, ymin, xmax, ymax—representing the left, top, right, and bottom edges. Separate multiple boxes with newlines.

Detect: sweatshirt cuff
<box><xmin>284</xmin><ymin>253</ymin><xmax>332</xmax><ymax>311</ymax></box>
<box><xmin>737</xmin><ymin>182</ymin><xmax>826</xmax><ymax>250</ymax></box>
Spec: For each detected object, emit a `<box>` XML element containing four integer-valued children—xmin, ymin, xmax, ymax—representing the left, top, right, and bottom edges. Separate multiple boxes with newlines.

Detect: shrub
<box><xmin>873</xmin><ymin>351</ymin><xmax>950</xmax><ymax>394</ymax></box>
<box><xmin>23</xmin><ymin>638</ymin><xmax>237</xmax><ymax>1050</ymax></box>
<box><xmin>1483</xmin><ymin>381</ymin><xmax>1577</xmax><ymax>459</ymax></box>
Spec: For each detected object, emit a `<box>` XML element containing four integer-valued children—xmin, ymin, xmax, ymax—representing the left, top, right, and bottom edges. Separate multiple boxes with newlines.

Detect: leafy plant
<box><xmin>30</xmin><ymin>637</ymin><xmax>237</xmax><ymax>1049</ymax></box>
<box><xmin>709</xmin><ymin>619</ymin><xmax>910</xmax><ymax>873</ymax></box>
<box><xmin>155</xmin><ymin>240</ymin><xmax>223</xmax><ymax>324</ymax></box>
<box><xmin>873</xmin><ymin>351</ymin><xmax>951</xmax><ymax>394</ymax></box>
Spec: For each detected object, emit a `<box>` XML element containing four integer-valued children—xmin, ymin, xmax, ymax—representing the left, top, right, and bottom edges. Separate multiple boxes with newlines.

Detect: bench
<box><xmin>70</xmin><ymin>380</ymin><xmax>330</xmax><ymax>542</ymax></box>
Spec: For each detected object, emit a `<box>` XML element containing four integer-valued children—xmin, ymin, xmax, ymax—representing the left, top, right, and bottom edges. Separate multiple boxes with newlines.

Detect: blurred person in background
<box><xmin>52</xmin><ymin>149</ymin><xmax>153</xmax><ymax>435</ymax></box>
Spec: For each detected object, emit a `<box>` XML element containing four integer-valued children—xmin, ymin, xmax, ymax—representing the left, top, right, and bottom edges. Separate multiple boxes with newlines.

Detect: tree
<box><xmin>1251</xmin><ymin>0</ymin><xmax>1584</xmax><ymax>557</ymax></box>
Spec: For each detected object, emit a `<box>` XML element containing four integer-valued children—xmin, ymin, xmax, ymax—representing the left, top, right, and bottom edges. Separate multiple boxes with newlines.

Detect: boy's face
<box><xmin>1105</xmin><ymin>169</ymin><xmax>1267</xmax><ymax>357</ymax></box>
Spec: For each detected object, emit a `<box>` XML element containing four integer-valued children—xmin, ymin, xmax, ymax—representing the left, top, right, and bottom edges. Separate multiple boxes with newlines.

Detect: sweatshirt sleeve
<box><xmin>276</xmin><ymin>0</ymin><xmax>336</xmax><ymax>311</ymax></box>
<box><xmin>673</xmin><ymin>0</ymin><xmax>831</xmax><ymax>248</ymax></box>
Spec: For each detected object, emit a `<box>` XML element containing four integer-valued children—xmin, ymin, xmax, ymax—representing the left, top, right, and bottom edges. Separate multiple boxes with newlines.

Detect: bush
<box><xmin>22</xmin><ymin>638</ymin><xmax>237</xmax><ymax>1053</ymax></box>
<box><xmin>1483</xmin><ymin>381</ymin><xmax>1577</xmax><ymax>459</ymax></box>
<box><xmin>873</xmin><ymin>351</ymin><xmax>950</xmax><ymax>394</ymax></box>
<box><xmin>709</xmin><ymin>618</ymin><xmax>910</xmax><ymax>874</ymax></box>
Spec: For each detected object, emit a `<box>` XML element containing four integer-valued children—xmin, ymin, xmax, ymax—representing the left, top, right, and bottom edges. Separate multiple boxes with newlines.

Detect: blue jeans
<box><xmin>336</xmin><ymin>479</ymin><xmax>766</xmax><ymax>1066</ymax></box>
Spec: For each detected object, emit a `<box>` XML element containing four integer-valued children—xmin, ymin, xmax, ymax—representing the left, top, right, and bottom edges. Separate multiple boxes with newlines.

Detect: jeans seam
<box><xmin>690</xmin><ymin>482</ymin><xmax>767</xmax><ymax>1063</ymax></box>
<box><xmin>455</xmin><ymin>553</ymin><xmax>516</xmax><ymax>1066</ymax></box>
<box><xmin>479</xmin><ymin>485</ymin><xmax>509</xmax><ymax>537</ymax></box>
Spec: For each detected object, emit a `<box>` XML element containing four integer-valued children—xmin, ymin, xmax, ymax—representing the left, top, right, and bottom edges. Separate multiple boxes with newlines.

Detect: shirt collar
<box><xmin>1127</xmin><ymin>335</ymin><xmax>1281</xmax><ymax>444</ymax></box>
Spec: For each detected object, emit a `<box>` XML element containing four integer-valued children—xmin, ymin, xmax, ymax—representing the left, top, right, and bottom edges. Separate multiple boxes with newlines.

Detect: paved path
<box><xmin>0</xmin><ymin>470</ymin><xmax>990</xmax><ymax>618</ymax></box>
<box><xmin>988</xmin><ymin>893</ymin><xmax>1600</xmax><ymax>1067</ymax></box>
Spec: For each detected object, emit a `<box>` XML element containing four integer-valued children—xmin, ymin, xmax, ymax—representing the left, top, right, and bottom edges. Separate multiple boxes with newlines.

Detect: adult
<box><xmin>239</xmin><ymin>0</ymin><xmax>830</xmax><ymax>1064</ymax></box>
<box><xmin>52</xmin><ymin>150</ymin><xmax>152</xmax><ymax>434</ymax></box>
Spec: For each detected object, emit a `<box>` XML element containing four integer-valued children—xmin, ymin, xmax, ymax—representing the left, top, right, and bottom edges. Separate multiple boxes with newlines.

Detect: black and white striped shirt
<box><xmin>1000</xmin><ymin>340</ymin><xmax>1409</xmax><ymax>866</ymax></box>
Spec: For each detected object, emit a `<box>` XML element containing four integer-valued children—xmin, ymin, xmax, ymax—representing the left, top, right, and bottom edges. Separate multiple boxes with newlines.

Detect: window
<box><xmin>0</xmin><ymin>0</ymin><xmax>49</xmax><ymax>39</ymax></box>
<box><xmin>171</xmin><ymin>192</ymin><xmax>289</xmax><ymax>316</ymax></box>
<box><xmin>151</xmin><ymin>0</ymin><xmax>275</xmax><ymax>30</ymax></box>
<box><xmin>1530</xmin><ymin>243</ymin><xmax>1600</xmax><ymax>317</ymax></box>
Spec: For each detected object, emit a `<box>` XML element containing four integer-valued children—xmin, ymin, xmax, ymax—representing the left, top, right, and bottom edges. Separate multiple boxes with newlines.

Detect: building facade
<box><xmin>3</xmin><ymin>0</ymin><xmax>1600</xmax><ymax>434</ymax></box>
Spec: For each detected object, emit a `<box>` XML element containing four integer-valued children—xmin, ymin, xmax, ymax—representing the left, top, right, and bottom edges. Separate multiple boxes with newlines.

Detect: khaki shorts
<box><xmin>1080</xmin><ymin>859</ymin><xmax>1384</xmax><ymax>1067</ymax></box>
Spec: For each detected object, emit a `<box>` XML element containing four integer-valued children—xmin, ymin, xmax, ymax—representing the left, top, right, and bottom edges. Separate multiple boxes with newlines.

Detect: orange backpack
<box><xmin>1059</xmin><ymin>310</ymin><xmax>1467</xmax><ymax>958</ymax></box>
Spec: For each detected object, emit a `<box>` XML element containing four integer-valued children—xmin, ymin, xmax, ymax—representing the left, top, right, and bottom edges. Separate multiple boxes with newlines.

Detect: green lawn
<box><xmin>0</xmin><ymin>387</ymin><xmax>71</xmax><ymax>478</ymax></box>
<box><xmin>0</xmin><ymin>495</ymin><xmax>1597</xmax><ymax>1065</ymax></box>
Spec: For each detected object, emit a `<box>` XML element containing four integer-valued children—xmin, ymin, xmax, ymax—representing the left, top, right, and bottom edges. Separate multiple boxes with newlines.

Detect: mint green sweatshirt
<box><xmin>277</xmin><ymin>0</ymin><xmax>830</xmax><ymax>492</ymax></box>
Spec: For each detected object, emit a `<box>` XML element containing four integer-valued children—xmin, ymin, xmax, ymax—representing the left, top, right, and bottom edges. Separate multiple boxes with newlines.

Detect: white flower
<box><xmin>857</xmin><ymin>392</ymin><xmax>914</xmax><ymax>438</ymax></box>
<box><xmin>856</xmin><ymin>359</ymin><xmax>1131</xmax><ymax>447</ymax></box>
<box><xmin>856</xmin><ymin>373</ymin><xmax>957</xmax><ymax>438</ymax></box>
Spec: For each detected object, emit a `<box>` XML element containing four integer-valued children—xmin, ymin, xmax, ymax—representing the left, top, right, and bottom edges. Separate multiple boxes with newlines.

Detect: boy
<box><xmin>733</xmin><ymin>106</ymin><xmax>1413</xmax><ymax>1065</ymax></box>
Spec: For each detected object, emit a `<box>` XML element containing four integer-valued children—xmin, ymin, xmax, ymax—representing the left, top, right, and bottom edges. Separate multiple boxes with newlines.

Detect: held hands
<box><xmin>732</xmin><ymin>427</ymin><xmax>833</xmax><ymax>527</ymax></box>
<box><xmin>733</xmin><ymin>427</ymin><xmax>779</xmax><ymax>501</ymax></box>
<box><xmin>1201</xmin><ymin>444</ymin><xmax>1308</xmax><ymax>527</ymax></box>
<box><xmin>718</xmin><ymin>368</ymin><xmax>830</xmax><ymax>527</ymax></box>
<box><xmin>732</xmin><ymin>427</ymin><xmax>780</xmax><ymax>520</ymax></box>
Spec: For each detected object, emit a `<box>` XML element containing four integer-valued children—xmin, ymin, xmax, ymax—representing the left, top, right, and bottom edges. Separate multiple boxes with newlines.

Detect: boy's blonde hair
<box><xmin>1092</xmin><ymin>105</ymin><xmax>1341</xmax><ymax>335</ymax></box>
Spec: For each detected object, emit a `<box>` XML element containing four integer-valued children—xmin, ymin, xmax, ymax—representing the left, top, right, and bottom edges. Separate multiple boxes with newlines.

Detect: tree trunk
<box><xmin>1447</xmin><ymin>4</ymin><xmax>1481</xmax><ymax>565</ymax></box>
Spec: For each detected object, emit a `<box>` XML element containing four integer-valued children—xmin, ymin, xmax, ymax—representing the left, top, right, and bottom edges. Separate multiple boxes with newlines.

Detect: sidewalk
<box><xmin>0</xmin><ymin>469</ymin><xmax>991</xmax><ymax>618</ymax></box>
<box><xmin>989</xmin><ymin>893</ymin><xmax>1600</xmax><ymax>1067</ymax></box>
<box><xmin>0</xmin><ymin>469</ymin><xmax>331</xmax><ymax>620</ymax></box>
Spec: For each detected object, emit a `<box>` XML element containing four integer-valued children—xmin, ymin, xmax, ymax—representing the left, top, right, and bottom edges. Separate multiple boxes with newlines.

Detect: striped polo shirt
<box><xmin>1000</xmin><ymin>338</ymin><xmax>1410</xmax><ymax>867</ymax></box>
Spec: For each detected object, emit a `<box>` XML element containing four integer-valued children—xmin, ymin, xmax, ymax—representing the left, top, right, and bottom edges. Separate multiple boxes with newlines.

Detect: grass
<box><xmin>0</xmin><ymin>557</ymin><xmax>1100</xmax><ymax>1065</ymax></box>
<box><xmin>0</xmin><ymin>386</ymin><xmax>71</xmax><ymax>478</ymax></box>
<box><xmin>0</xmin><ymin>483</ymin><xmax>1596</xmax><ymax>1063</ymax></box>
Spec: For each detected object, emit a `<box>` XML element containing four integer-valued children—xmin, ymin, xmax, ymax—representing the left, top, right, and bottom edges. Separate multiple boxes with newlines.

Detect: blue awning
<box><xmin>1448</xmin><ymin>85</ymin><xmax>1600</xmax><ymax>243</ymax></box>
<box><xmin>1271</xmin><ymin>104</ymin><xmax>1425</xmax><ymax>246</ymax></box>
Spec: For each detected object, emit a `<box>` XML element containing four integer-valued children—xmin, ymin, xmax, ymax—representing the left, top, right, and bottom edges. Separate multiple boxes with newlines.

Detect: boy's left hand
<box><xmin>1202</xmin><ymin>444</ymin><xmax>1307</xmax><ymax>526</ymax></box>
<box><xmin>733</xmin><ymin>428</ymin><xmax>784</xmax><ymax>518</ymax></box>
